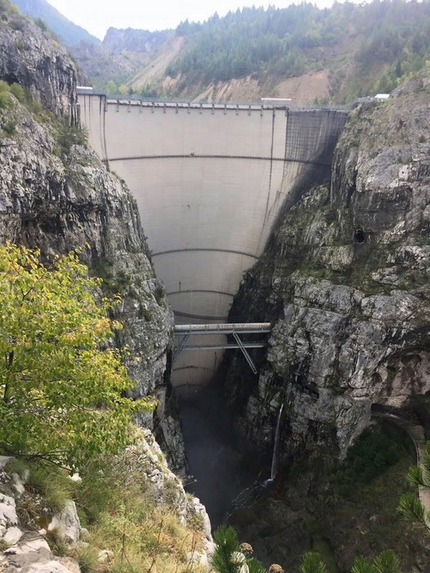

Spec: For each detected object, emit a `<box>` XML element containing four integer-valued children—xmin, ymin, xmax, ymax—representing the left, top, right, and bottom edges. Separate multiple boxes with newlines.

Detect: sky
<box><xmin>47</xmin><ymin>0</ymin><xmax>336</xmax><ymax>40</ymax></box>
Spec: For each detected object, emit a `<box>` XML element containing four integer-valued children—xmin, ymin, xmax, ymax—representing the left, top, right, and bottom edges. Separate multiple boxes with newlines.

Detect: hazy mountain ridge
<box><xmin>11</xmin><ymin>0</ymin><xmax>430</xmax><ymax>104</ymax></box>
<box><xmin>10</xmin><ymin>0</ymin><xmax>99</xmax><ymax>45</ymax></box>
<box><xmin>69</xmin><ymin>0</ymin><xmax>430</xmax><ymax>104</ymax></box>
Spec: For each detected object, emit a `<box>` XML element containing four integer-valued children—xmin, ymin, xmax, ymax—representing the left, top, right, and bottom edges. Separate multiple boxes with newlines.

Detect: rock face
<box><xmin>0</xmin><ymin>446</ymin><xmax>212</xmax><ymax>573</ymax></box>
<box><xmin>0</xmin><ymin>2</ymin><xmax>77</xmax><ymax>117</ymax></box>
<box><xmin>0</xmin><ymin>8</ymin><xmax>180</xmax><ymax>467</ymax></box>
<box><xmin>220</xmin><ymin>74</ymin><xmax>430</xmax><ymax>461</ymax></box>
<box><xmin>0</xmin><ymin>94</ymin><xmax>173</xmax><ymax>403</ymax></box>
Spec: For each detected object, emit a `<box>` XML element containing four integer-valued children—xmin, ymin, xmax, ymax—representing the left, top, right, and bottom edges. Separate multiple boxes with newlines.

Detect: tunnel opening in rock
<box><xmin>354</xmin><ymin>228</ymin><xmax>366</xmax><ymax>244</ymax></box>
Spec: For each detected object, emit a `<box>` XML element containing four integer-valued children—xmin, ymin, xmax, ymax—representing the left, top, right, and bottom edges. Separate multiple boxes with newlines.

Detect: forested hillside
<box><xmin>163</xmin><ymin>0</ymin><xmax>430</xmax><ymax>102</ymax></box>
<box><xmin>73</xmin><ymin>0</ymin><xmax>428</xmax><ymax>103</ymax></box>
<box><xmin>11</xmin><ymin>0</ymin><xmax>430</xmax><ymax>103</ymax></box>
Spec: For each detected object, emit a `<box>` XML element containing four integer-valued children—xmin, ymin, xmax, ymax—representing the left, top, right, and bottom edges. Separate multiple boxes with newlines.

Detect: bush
<box><xmin>56</xmin><ymin>119</ymin><xmax>88</xmax><ymax>155</ymax></box>
<box><xmin>9</xmin><ymin>82</ymin><xmax>25</xmax><ymax>103</ymax></box>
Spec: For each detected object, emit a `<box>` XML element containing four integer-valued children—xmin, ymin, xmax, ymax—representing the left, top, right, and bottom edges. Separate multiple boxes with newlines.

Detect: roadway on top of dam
<box><xmin>79</xmin><ymin>93</ymin><xmax>348</xmax><ymax>388</ymax></box>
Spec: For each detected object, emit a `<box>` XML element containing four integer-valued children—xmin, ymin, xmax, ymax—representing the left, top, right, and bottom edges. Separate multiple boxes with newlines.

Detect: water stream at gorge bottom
<box><xmin>178</xmin><ymin>386</ymin><xmax>250</xmax><ymax>528</ymax></box>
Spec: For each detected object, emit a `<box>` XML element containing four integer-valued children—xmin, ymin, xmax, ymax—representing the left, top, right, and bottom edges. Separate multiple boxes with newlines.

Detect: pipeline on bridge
<box><xmin>173</xmin><ymin>323</ymin><xmax>272</xmax><ymax>374</ymax></box>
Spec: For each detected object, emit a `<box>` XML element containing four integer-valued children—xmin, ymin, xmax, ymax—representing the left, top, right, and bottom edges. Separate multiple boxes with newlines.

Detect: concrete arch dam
<box><xmin>78</xmin><ymin>95</ymin><xmax>348</xmax><ymax>388</ymax></box>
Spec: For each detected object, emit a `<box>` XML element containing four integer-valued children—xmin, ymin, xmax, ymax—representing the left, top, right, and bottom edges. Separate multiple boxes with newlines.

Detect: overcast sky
<box><xmin>47</xmin><ymin>0</ymin><xmax>336</xmax><ymax>40</ymax></box>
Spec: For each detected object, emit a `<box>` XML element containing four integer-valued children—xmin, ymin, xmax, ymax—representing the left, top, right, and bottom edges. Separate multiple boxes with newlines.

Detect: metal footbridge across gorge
<box><xmin>173</xmin><ymin>323</ymin><xmax>272</xmax><ymax>375</ymax></box>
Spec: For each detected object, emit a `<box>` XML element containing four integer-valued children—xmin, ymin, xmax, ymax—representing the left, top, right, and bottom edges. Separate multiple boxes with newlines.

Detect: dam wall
<box><xmin>79</xmin><ymin>95</ymin><xmax>348</xmax><ymax>388</ymax></box>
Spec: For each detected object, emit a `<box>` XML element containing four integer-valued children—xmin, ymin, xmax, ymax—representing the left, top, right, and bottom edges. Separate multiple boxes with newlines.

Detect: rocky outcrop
<box><xmin>220</xmin><ymin>74</ymin><xmax>430</xmax><ymax>461</ymax></box>
<box><xmin>0</xmin><ymin>1</ymin><xmax>77</xmax><ymax>117</ymax></box>
<box><xmin>0</xmin><ymin>456</ymin><xmax>82</xmax><ymax>573</ymax></box>
<box><xmin>103</xmin><ymin>28</ymin><xmax>172</xmax><ymax>54</ymax></box>
<box><xmin>0</xmin><ymin>3</ymin><xmax>185</xmax><ymax>471</ymax></box>
<box><xmin>0</xmin><ymin>93</ymin><xmax>173</xmax><ymax>400</ymax></box>
<box><xmin>0</xmin><ymin>438</ymin><xmax>213</xmax><ymax>573</ymax></box>
<box><xmin>0</xmin><ymin>88</ymin><xmax>182</xmax><ymax>473</ymax></box>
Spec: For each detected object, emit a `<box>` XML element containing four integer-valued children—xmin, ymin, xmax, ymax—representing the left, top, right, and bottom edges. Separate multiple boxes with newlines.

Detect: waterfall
<box><xmin>270</xmin><ymin>403</ymin><xmax>284</xmax><ymax>481</ymax></box>
<box><xmin>227</xmin><ymin>403</ymin><xmax>285</xmax><ymax>518</ymax></box>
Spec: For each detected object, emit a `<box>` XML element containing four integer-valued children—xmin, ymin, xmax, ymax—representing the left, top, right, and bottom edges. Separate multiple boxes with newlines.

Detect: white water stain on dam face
<box><xmin>79</xmin><ymin>96</ymin><xmax>347</xmax><ymax>388</ymax></box>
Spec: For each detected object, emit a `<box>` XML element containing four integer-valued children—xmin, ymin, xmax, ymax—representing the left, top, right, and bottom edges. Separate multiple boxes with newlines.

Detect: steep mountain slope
<box><xmin>0</xmin><ymin>9</ymin><xmax>214</xmax><ymax>573</ymax></box>
<box><xmin>10</xmin><ymin>0</ymin><xmax>99</xmax><ymax>45</ymax></box>
<box><xmin>0</xmin><ymin>0</ymin><xmax>187</xmax><ymax>473</ymax></box>
<box><xmin>71</xmin><ymin>27</ymin><xmax>175</xmax><ymax>91</ymax></box>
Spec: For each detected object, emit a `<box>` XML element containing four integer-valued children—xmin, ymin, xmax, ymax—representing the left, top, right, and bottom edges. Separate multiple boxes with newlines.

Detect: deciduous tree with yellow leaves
<box><xmin>0</xmin><ymin>243</ymin><xmax>152</xmax><ymax>469</ymax></box>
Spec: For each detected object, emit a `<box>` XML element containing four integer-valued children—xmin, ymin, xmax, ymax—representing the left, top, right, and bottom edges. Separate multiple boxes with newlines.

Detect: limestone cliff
<box><xmin>0</xmin><ymin>92</ymin><xmax>173</xmax><ymax>399</ymax></box>
<box><xmin>0</xmin><ymin>2</ymin><xmax>77</xmax><ymax>117</ymax></box>
<box><xmin>0</xmin><ymin>0</ymin><xmax>182</xmax><ymax>469</ymax></box>
<box><xmin>220</xmin><ymin>76</ymin><xmax>430</xmax><ymax>461</ymax></box>
<box><xmin>215</xmin><ymin>75</ymin><xmax>430</xmax><ymax>571</ymax></box>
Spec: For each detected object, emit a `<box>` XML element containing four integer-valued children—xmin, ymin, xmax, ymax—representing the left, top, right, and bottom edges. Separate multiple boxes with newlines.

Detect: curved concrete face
<box><xmin>79</xmin><ymin>96</ymin><xmax>348</xmax><ymax>388</ymax></box>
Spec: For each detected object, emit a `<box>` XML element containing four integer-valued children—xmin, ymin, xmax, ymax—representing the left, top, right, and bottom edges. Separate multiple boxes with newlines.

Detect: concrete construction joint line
<box><xmin>106</xmin><ymin>154</ymin><xmax>332</xmax><ymax>167</ymax></box>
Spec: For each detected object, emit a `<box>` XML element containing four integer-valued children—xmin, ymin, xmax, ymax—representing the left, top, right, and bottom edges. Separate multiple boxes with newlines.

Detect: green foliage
<box><xmin>105</xmin><ymin>80</ymin><xmax>119</xmax><ymax>95</ymax></box>
<box><xmin>9</xmin><ymin>16</ymin><xmax>25</xmax><ymax>31</ymax></box>
<box><xmin>300</xmin><ymin>550</ymin><xmax>402</xmax><ymax>573</ymax></box>
<box><xmin>211</xmin><ymin>526</ymin><xmax>265</xmax><ymax>573</ymax></box>
<box><xmin>0</xmin><ymin>243</ymin><xmax>153</xmax><ymax>469</ymax></box>
<box><xmin>397</xmin><ymin>440</ymin><xmax>430</xmax><ymax>532</ymax></box>
<box><xmin>212</xmin><ymin>526</ymin><xmax>242</xmax><ymax>573</ymax></box>
<box><xmin>154</xmin><ymin>285</ymin><xmax>164</xmax><ymax>305</ymax></box>
<box><xmin>331</xmin><ymin>424</ymin><xmax>408</xmax><ymax>497</ymax></box>
<box><xmin>73</xmin><ymin>545</ymin><xmax>99</xmax><ymax>573</ymax></box>
<box><xmin>25</xmin><ymin>461</ymin><xmax>75</xmax><ymax>512</ymax></box>
<box><xmin>351</xmin><ymin>550</ymin><xmax>402</xmax><ymax>573</ymax></box>
<box><xmin>0</xmin><ymin>80</ymin><xmax>13</xmax><ymax>109</ymax></box>
<box><xmin>73</xmin><ymin>446</ymin><xmax>207</xmax><ymax>573</ymax></box>
<box><xmin>1</xmin><ymin>118</ymin><xmax>16</xmax><ymax>135</ymax></box>
<box><xmin>246</xmin><ymin>559</ymin><xmax>266</xmax><ymax>573</ymax></box>
<box><xmin>138</xmin><ymin>82</ymin><xmax>159</xmax><ymax>98</ymax></box>
<box><xmin>300</xmin><ymin>552</ymin><xmax>329</xmax><ymax>573</ymax></box>
<box><xmin>9</xmin><ymin>82</ymin><xmax>25</xmax><ymax>102</ymax></box>
<box><xmin>163</xmin><ymin>0</ymin><xmax>430</xmax><ymax>99</ymax></box>
<box><xmin>55</xmin><ymin>118</ymin><xmax>88</xmax><ymax>155</ymax></box>
<box><xmin>35</xmin><ymin>18</ymin><xmax>48</xmax><ymax>32</ymax></box>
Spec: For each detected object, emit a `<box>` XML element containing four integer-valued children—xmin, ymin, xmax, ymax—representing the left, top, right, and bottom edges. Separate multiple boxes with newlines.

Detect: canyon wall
<box><xmin>0</xmin><ymin>4</ymin><xmax>182</xmax><ymax>468</ymax></box>
<box><xmin>220</xmin><ymin>76</ymin><xmax>430</xmax><ymax>459</ymax></box>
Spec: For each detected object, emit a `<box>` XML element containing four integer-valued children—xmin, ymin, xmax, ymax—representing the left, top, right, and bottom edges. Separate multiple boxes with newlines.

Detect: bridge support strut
<box><xmin>172</xmin><ymin>322</ymin><xmax>271</xmax><ymax>374</ymax></box>
<box><xmin>232</xmin><ymin>332</ymin><xmax>257</xmax><ymax>374</ymax></box>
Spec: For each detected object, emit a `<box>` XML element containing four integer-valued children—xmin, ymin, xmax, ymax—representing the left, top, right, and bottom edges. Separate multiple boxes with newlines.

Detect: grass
<box><xmin>70</xmin><ymin>432</ymin><xmax>208</xmax><ymax>573</ymax></box>
<box><xmin>5</xmin><ymin>459</ymin><xmax>76</xmax><ymax>530</ymax></box>
<box><xmin>1</xmin><ymin>425</ymin><xmax>208</xmax><ymax>572</ymax></box>
<box><xmin>330</xmin><ymin>423</ymin><xmax>411</xmax><ymax>498</ymax></box>
<box><xmin>317</xmin><ymin>423</ymin><xmax>422</xmax><ymax>571</ymax></box>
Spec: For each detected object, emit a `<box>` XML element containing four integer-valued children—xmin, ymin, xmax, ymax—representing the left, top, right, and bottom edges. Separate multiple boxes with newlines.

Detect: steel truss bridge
<box><xmin>173</xmin><ymin>323</ymin><xmax>271</xmax><ymax>374</ymax></box>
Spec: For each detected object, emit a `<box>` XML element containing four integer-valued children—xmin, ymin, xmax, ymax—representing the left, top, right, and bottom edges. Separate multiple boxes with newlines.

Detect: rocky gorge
<box><xmin>1</xmin><ymin>0</ymin><xmax>430</xmax><ymax>571</ymax></box>
<box><xmin>214</xmin><ymin>76</ymin><xmax>430</xmax><ymax>570</ymax></box>
<box><xmin>0</xmin><ymin>3</ymin><xmax>211</xmax><ymax>572</ymax></box>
